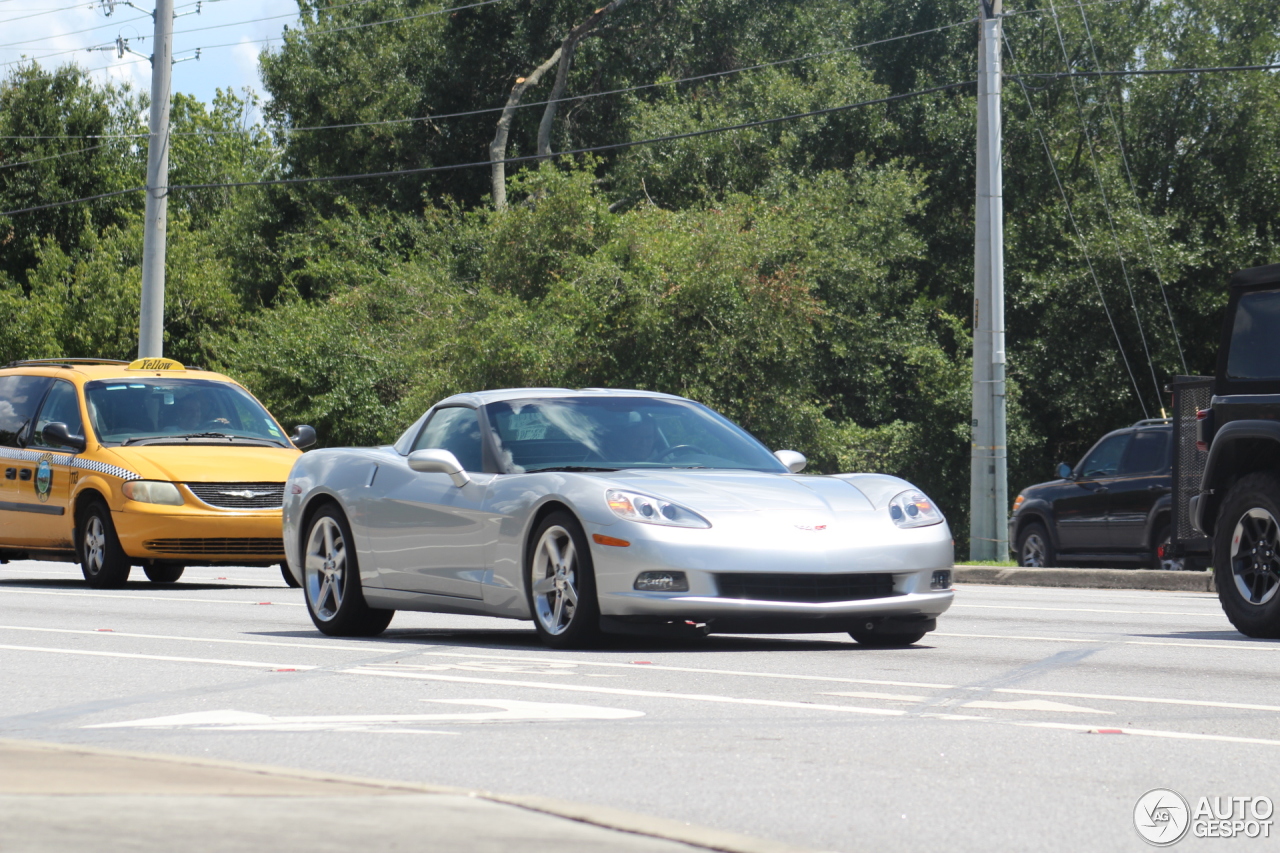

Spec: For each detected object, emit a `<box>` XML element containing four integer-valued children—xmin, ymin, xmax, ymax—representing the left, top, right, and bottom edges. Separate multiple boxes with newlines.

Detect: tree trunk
<box><xmin>490</xmin><ymin>0</ymin><xmax>633</xmax><ymax>208</ymax></box>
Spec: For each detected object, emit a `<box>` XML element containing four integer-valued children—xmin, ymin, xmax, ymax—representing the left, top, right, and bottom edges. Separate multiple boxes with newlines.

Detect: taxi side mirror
<box><xmin>408</xmin><ymin>449</ymin><xmax>471</xmax><ymax>487</ymax></box>
<box><xmin>42</xmin><ymin>422</ymin><xmax>86</xmax><ymax>452</ymax></box>
<box><xmin>289</xmin><ymin>425</ymin><xmax>317</xmax><ymax>450</ymax></box>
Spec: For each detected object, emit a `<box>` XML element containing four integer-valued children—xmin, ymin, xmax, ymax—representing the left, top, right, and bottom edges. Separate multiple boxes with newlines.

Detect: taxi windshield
<box><xmin>84</xmin><ymin>378</ymin><xmax>288</xmax><ymax>447</ymax></box>
<box><xmin>483</xmin><ymin>397</ymin><xmax>787</xmax><ymax>473</ymax></box>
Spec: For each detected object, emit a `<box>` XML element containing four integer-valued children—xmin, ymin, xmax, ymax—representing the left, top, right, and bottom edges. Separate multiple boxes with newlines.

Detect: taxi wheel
<box><xmin>78</xmin><ymin>501</ymin><xmax>131</xmax><ymax>589</ymax></box>
<box><xmin>280</xmin><ymin>563</ymin><xmax>301</xmax><ymax>588</ymax></box>
<box><xmin>303</xmin><ymin>506</ymin><xmax>393</xmax><ymax>637</ymax></box>
<box><xmin>526</xmin><ymin>511</ymin><xmax>601</xmax><ymax>650</ymax></box>
<box><xmin>143</xmin><ymin>562</ymin><xmax>184</xmax><ymax>583</ymax></box>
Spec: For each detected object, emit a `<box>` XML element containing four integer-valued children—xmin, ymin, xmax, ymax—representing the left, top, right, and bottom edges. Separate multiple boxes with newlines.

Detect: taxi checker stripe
<box><xmin>0</xmin><ymin>446</ymin><xmax>141</xmax><ymax>481</ymax></box>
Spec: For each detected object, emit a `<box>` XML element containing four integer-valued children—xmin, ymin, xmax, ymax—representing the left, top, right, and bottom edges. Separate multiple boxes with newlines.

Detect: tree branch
<box><xmin>489</xmin><ymin>48</ymin><xmax>564</xmax><ymax>210</ymax></box>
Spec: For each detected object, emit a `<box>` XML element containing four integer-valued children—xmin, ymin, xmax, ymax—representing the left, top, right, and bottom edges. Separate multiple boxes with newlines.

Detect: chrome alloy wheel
<box><xmin>83</xmin><ymin>515</ymin><xmax>107</xmax><ymax>575</ymax></box>
<box><xmin>1020</xmin><ymin>532</ymin><xmax>1047</xmax><ymax>568</ymax></box>
<box><xmin>1229</xmin><ymin>507</ymin><xmax>1280</xmax><ymax>606</ymax></box>
<box><xmin>530</xmin><ymin>525</ymin><xmax>579</xmax><ymax>636</ymax></box>
<box><xmin>305</xmin><ymin>516</ymin><xmax>347</xmax><ymax>621</ymax></box>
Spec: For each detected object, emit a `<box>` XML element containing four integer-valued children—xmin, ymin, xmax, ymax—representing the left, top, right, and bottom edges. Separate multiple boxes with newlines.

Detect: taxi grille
<box><xmin>143</xmin><ymin>538</ymin><xmax>285</xmax><ymax>556</ymax></box>
<box><xmin>714</xmin><ymin>572</ymin><xmax>898</xmax><ymax>603</ymax></box>
<box><xmin>186</xmin><ymin>482</ymin><xmax>285</xmax><ymax>509</ymax></box>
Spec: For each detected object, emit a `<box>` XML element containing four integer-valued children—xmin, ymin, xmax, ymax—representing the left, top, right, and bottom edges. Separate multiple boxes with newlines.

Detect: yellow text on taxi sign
<box><xmin>126</xmin><ymin>357</ymin><xmax>185</xmax><ymax>371</ymax></box>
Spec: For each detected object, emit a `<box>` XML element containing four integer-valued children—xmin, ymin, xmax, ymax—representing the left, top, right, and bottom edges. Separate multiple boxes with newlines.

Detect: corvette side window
<box><xmin>413</xmin><ymin>407</ymin><xmax>483</xmax><ymax>472</ymax></box>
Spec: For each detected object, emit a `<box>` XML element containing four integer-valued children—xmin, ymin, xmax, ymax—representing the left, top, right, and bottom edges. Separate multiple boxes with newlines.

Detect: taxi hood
<box><xmin>99</xmin><ymin>445</ymin><xmax>300</xmax><ymax>483</ymax></box>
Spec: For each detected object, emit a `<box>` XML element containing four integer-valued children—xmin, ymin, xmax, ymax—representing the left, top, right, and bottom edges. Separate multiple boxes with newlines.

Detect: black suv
<box><xmin>1009</xmin><ymin>420</ymin><xmax>1188</xmax><ymax>570</ymax></box>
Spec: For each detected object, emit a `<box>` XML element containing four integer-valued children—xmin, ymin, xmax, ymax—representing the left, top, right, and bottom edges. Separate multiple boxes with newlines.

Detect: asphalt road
<box><xmin>1</xmin><ymin>559</ymin><xmax>1277</xmax><ymax>853</ymax></box>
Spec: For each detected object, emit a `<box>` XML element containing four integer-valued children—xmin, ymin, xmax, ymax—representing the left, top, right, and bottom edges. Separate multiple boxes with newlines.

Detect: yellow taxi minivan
<box><xmin>0</xmin><ymin>357</ymin><xmax>315</xmax><ymax>588</ymax></box>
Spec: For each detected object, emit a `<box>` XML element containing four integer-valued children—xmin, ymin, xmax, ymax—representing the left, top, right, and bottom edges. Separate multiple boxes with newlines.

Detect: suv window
<box><xmin>31</xmin><ymin>380</ymin><xmax>85</xmax><ymax>451</ymax></box>
<box><xmin>412</xmin><ymin>407</ymin><xmax>483</xmax><ymax>471</ymax></box>
<box><xmin>1079</xmin><ymin>433</ymin><xmax>1131</xmax><ymax>479</ymax></box>
<box><xmin>1118</xmin><ymin>429</ymin><xmax>1169</xmax><ymax>475</ymax></box>
<box><xmin>0</xmin><ymin>375</ymin><xmax>54</xmax><ymax>447</ymax></box>
<box><xmin>1227</xmin><ymin>289</ymin><xmax>1280</xmax><ymax>380</ymax></box>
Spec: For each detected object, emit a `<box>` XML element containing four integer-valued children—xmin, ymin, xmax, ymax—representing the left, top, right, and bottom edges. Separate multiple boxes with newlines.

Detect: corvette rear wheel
<box><xmin>527</xmin><ymin>512</ymin><xmax>601</xmax><ymax>650</ymax></box>
<box><xmin>303</xmin><ymin>506</ymin><xmax>393</xmax><ymax>637</ymax></box>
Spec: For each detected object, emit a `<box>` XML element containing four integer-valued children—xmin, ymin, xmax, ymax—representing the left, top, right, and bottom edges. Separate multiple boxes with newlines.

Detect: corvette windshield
<box><xmin>484</xmin><ymin>397</ymin><xmax>788</xmax><ymax>473</ymax></box>
<box><xmin>84</xmin><ymin>378</ymin><xmax>287</xmax><ymax>447</ymax></box>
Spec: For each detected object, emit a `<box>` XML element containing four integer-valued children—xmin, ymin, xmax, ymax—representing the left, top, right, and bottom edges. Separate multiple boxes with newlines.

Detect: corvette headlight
<box><xmin>606</xmin><ymin>489</ymin><xmax>710</xmax><ymax>529</ymax></box>
<box><xmin>888</xmin><ymin>489</ymin><xmax>942</xmax><ymax>528</ymax></box>
<box><xmin>122</xmin><ymin>480</ymin><xmax>184</xmax><ymax>506</ymax></box>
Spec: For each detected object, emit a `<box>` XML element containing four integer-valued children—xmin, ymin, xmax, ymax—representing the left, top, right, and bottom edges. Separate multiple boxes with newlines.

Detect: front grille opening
<box><xmin>186</xmin><ymin>482</ymin><xmax>285</xmax><ymax>509</ymax></box>
<box><xmin>143</xmin><ymin>538</ymin><xmax>285</xmax><ymax>556</ymax></box>
<box><xmin>714</xmin><ymin>572</ymin><xmax>898</xmax><ymax>603</ymax></box>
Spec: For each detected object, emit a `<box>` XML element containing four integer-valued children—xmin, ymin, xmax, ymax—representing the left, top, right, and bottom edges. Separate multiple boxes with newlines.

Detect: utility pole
<box><xmin>138</xmin><ymin>0</ymin><xmax>174</xmax><ymax>358</ymax></box>
<box><xmin>969</xmin><ymin>0</ymin><xmax>1008</xmax><ymax>561</ymax></box>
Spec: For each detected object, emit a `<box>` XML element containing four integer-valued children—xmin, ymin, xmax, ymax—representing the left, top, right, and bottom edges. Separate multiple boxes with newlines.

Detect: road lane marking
<box><xmin>0</xmin><ymin>588</ymin><xmax>304</xmax><ymax>606</ymax></box>
<box><xmin>935</xmin><ymin>630</ymin><xmax>1280</xmax><ymax>653</ymax></box>
<box><xmin>0</xmin><ymin>625</ymin><xmax>405</xmax><ymax>654</ymax></box>
<box><xmin>1007</xmin><ymin>720</ymin><xmax>1280</xmax><ymax>747</ymax></box>
<box><xmin>823</xmin><ymin>691</ymin><xmax>930</xmax><ymax>702</ymax></box>
<box><xmin>85</xmin><ymin>700</ymin><xmax>643</xmax><ymax>731</ymax></box>
<box><xmin>0</xmin><ymin>643</ymin><xmax>316</xmax><ymax>670</ymax></box>
<box><xmin>950</xmin><ymin>603</ymin><xmax>1222</xmax><ymax>618</ymax></box>
<box><xmin>342</xmin><ymin>667</ymin><xmax>907</xmax><ymax>717</ymax></box>
<box><xmin>960</xmin><ymin>699</ymin><xmax>1112</xmax><ymax>714</ymax></box>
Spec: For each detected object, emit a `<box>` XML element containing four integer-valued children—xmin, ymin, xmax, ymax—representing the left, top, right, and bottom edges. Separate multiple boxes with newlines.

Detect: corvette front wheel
<box><xmin>526</xmin><ymin>512</ymin><xmax>601</xmax><ymax>650</ymax></box>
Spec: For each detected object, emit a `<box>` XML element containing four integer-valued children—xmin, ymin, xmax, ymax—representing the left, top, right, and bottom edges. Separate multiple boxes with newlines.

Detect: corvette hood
<box><xmin>601</xmin><ymin>470</ymin><xmax>876</xmax><ymax>514</ymax></box>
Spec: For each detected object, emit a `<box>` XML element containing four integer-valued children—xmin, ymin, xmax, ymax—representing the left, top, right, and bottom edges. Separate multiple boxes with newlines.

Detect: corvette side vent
<box><xmin>714</xmin><ymin>572</ymin><xmax>898</xmax><ymax>603</ymax></box>
<box><xmin>186</xmin><ymin>482</ymin><xmax>286</xmax><ymax>509</ymax></box>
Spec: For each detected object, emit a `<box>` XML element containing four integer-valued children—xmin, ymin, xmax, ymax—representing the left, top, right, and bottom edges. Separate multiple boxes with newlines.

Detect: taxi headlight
<box><xmin>606</xmin><ymin>489</ymin><xmax>710</xmax><ymax>529</ymax></box>
<box><xmin>122</xmin><ymin>480</ymin><xmax>184</xmax><ymax>506</ymax></box>
<box><xmin>888</xmin><ymin>489</ymin><xmax>943</xmax><ymax>528</ymax></box>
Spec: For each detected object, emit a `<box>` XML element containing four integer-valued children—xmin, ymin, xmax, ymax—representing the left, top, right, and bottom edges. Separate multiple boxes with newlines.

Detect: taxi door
<box><xmin>20</xmin><ymin>379</ymin><xmax>85</xmax><ymax>550</ymax></box>
<box><xmin>0</xmin><ymin>374</ymin><xmax>55</xmax><ymax>548</ymax></box>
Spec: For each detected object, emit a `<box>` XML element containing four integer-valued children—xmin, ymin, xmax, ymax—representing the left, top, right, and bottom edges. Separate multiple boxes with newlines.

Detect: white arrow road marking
<box><xmin>85</xmin><ymin>700</ymin><xmax>644</xmax><ymax>732</ymax></box>
<box><xmin>959</xmin><ymin>699</ymin><xmax>1113</xmax><ymax>714</ymax></box>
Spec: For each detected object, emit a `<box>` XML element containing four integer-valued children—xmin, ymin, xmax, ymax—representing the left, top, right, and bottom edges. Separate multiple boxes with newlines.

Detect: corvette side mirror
<box><xmin>1057</xmin><ymin>462</ymin><xmax>1073</xmax><ymax>480</ymax></box>
<box><xmin>774</xmin><ymin>450</ymin><xmax>807</xmax><ymax>474</ymax></box>
<box><xmin>408</xmin><ymin>449</ymin><xmax>471</xmax><ymax>487</ymax></box>
<box><xmin>42</xmin><ymin>422</ymin><xmax>86</xmax><ymax>452</ymax></box>
<box><xmin>289</xmin><ymin>424</ymin><xmax>317</xmax><ymax>450</ymax></box>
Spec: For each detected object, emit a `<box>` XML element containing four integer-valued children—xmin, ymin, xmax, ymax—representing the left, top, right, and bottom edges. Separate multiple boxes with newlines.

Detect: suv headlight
<box><xmin>122</xmin><ymin>480</ymin><xmax>184</xmax><ymax>506</ymax></box>
<box><xmin>888</xmin><ymin>489</ymin><xmax>943</xmax><ymax>528</ymax></box>
<box><xmin>606</xmin><ymin>489</ymin><xmax>710</xmax><ymax>529</ymax></box>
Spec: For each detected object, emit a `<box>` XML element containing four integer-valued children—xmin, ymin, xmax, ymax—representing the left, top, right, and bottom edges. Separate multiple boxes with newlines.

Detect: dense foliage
<box><xmin>1</xmin><ymin>0</ymin><xmax>1277</xmax><ymax>549</ymax></box>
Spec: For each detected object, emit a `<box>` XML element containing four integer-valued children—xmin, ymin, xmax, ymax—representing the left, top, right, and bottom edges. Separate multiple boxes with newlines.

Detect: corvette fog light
<box><xmin>931</xmin><ymin>570</ymin><xmax>952</xmax><ymax>590</ymax></box>
<box><xmin>634</xmin><ymin>571</ymin><xmax>689</xmax><ymax>592</ymax></box>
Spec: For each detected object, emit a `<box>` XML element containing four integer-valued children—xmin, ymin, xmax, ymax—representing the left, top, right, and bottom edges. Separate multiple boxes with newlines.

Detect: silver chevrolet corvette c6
<box><xmin>282</xmin><ymin>388</ymin><xmax>955</xmax><ymax>649</ymax></box>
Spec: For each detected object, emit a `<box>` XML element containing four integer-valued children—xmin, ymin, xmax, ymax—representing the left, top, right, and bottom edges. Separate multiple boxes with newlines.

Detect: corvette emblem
<box><xmin>794</xmin><ymin>524</ymin><xmax>828</xmax><ymax>531</ymax></box>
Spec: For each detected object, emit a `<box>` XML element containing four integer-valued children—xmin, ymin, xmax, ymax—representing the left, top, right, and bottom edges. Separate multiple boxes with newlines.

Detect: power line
<box><xmin>0</xmin><ymin>143</ymin><xmax>113</xmax><ymax>171</ymax></box>
<box><xmin>1044</xmin><ymin>0</ymin><xmax>1163</xmax><ymax>415</ymax></box>
<box><xmin>0</xmin><ymin>16</ymin><xmax>977</xmax><ymax>139</ymax></box>
<box><xmin>168</xmin><ymin>0</ymin><xmax>437</xmax><ymax>38</ymax></box>
<box><xmin>0</xmin><ymin>79</ymin><xmax>976</xmax><ymax>216</ymax></box>
<box><xmin>1013</xmin><ymin>62</ymin><xmax>1280</xmax><ymax>78</ymax></box>
<box><xmin>1003</xmin><ymin>36</ymin><xmax>1150</xmax><ymax>419</ymax></box>
<box><xmin>1073</xmin><ymin>2</ymin><xmax>1188</xmax><ymax>374</ymax></box>
<box><xmin>0</xmin><ymin>2</ymin><xmax>102</xmax><ymax>26</ymax></box>
<box><xmin>0</xmin><ymin>10</ymin><xmax>152</xmax><ymax>49</ymax></box>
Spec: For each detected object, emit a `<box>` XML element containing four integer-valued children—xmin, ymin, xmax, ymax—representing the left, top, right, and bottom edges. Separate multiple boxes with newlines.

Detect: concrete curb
<box><xmin>0</xmin><ymin>738</ymin><xmax>821</xmax><ymax>853</ymax></box>
<box><xmin>954</xmin><ymin>565</ymin><xmax>1217</xmax><ymax>592</ymax></box>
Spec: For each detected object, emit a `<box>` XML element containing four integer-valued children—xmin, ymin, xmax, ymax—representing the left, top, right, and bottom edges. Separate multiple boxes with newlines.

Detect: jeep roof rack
<box><xmin>3</xmin><ymin>358</ymin><xmax>130</xmax><ymax>369</ymax></box>
<box><xmin>1132</xmin><ymin>417</ymin><xmax>1172</xmax><ymax>427</ymax></box>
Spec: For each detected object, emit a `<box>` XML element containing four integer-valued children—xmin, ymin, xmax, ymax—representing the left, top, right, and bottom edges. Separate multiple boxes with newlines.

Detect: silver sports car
<box><xmin>283</xmin><ymin>388</ymin><xmax>954</xmax><ymax>648</ymax></box>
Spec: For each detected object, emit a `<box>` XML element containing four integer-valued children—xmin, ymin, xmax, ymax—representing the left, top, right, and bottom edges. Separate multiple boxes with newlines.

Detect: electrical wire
<box><xmin>0</xmin><ymin>143</ymin><xmax>113</xmax><ymax>171</ymax></box>
<box><xmin>0</xmin><ymin>10</ymin><xmax>152</xmax><ymax>49</ymax></box>
<box><xmin>1013</xmin><ymin>63</ymin><xmax>1280</xmax><ymax>78</ymax></box>
<box><xmin>1073</xmin><ymin>2</ymin><xmax>1188</xmax><ymax>374</ymax></box>
<box><xmin>1003</xmin><ymin>35</ymin><xmax>1150</xmax><ymax>419</ymax></box>
<box><xmin>1044</xmin><ymin>0</ymin><xmax>1163</xmax><ymax>414</ymax></box>
<box><xmin>0</xmin><ymin>15</ymin><xmax>977</xmax><ymax>139</ymax></box>
<box><xmin>169</xmin><ymin>0</ymin><xmax>460</xmax><ymax>38</ymax></box>
<box><xmin>0</xmin><ymin>2</ymin><xmax>102</xmax><ymax>26</ymax></box>
<box><xmin>0</xmin><ymin>80</ymin><xmax>976</xmax><ymax>216</ymax></box>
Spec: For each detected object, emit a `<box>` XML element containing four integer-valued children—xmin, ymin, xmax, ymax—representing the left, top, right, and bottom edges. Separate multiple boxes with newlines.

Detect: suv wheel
<box><xmin>1213</xmin><ymin>473</ymin><xmax>1280</xmax><ymax>638</ymax></box>
<box><xmin>1016</xmin><ymin>522</ymin><xmax>1055</xmax><ymax>568</ymax></box>
<box><xmin>1152</xmin><ymin>524</ymin><xmax>1185</xmax><ymax>571</ymax></box>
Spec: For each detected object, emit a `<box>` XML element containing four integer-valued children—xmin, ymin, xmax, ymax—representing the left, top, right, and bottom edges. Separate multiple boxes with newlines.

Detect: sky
<box><xmin>0</xmin><ymin>0</ymin><xmax>302</xmax><ymax>117</ymax></box>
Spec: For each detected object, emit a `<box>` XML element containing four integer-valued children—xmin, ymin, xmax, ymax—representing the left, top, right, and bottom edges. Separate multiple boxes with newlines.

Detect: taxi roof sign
<box><xmin>126</xmin><ymin>357</ymin><xmax>185</xmax><ymax>371</ymax></box>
